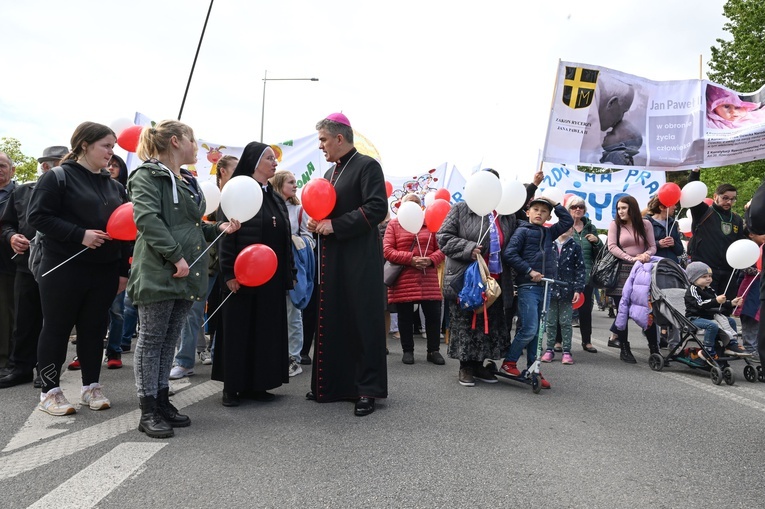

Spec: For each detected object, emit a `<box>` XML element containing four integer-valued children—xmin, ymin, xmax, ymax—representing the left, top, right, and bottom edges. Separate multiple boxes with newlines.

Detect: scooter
<box><xmin>486</xmin><ymin>277</ymin><xmax>563</xmax><ymax>394</ymax></box>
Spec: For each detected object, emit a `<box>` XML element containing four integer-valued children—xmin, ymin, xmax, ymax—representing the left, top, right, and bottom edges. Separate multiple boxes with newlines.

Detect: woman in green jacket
<box><xmin>127</xmin><ymin>120</ymin><xmax>239</xmax><ymax>438</ymax></box>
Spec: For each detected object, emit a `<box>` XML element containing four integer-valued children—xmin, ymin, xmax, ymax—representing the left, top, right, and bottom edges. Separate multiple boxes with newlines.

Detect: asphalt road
<box><xmin>1</xmin><ymin>308</ymin><xmax>764</xmax><ymax>508</ymax></box>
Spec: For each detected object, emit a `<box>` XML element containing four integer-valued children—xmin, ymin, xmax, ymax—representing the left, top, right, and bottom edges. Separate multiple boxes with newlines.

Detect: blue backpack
<box><xmin>458</xmin><ymin>260</ymin><xmax>486</xmax><ymax>312</ymax></box>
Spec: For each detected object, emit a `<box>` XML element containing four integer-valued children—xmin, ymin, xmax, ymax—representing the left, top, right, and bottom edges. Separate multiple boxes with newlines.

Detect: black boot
<box><xmin>620</xmin><ymin>341</ymin><xmax>637</xmax><ymax>364</ymax></box>
<box><xmin>648</xmin><ymin>339</ymin><xmax>660</xmax><ymax>355</ymax></box>
<box><xmin>138</xmin><ymin>396</ymin><xmax>174</xmax><ymax>438</ymax></box>
<box><xmin>157</xmin><ymin>387</ymin><xmax>191</xmax><ymax>427</ymax></box>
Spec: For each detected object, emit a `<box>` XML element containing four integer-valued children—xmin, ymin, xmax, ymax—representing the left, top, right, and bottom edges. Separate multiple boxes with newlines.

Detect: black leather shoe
<box><xmin>0</xmin><ymin>371</ymin><xmax>33</xmax><ymax>389</ymax></box>
<box><xmin>241</xmin><ymin>390</ymin><xmax>275</xmax><ymax>402</ymax></box>
<box><xmin>427</xmin><ymin>351</ymin><xmax>445</xmax><ymax>365</ymax></box>
<box><xmin>607</xmin><ymin>338</ymin><xmax>621</xmax><ymax>348</ymax></box>
<box><xmin>221</xmin><ymin>391</ymin><xmax>240</xmax><ymax>407</ymax></box>
<box><xmin>305</xmin><ymin>391</ymin><xmax>316</xmax><ymax>401</ymax></box>
<box><xmin>620</xmin><ymin>347</ymin><xmax>637</xmax><ymax>364</ymax></box>
<box><xmin>402</xmin><ymin>352</ymin><xmax>414</xmax><ymax>364</ymax></box>
<box><xmin>354</xmin><ymin>397</ymin><xmax>375</xmax><ymax>416</ymax></box>
<box><xmin>582</xmin><ymin>344</ymin><xmax>598</xmax><ymax>353</ymax></box>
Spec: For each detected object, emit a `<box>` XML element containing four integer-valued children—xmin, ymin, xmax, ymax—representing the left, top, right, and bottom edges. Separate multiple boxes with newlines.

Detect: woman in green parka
<box><xmin>127</xmin><ymin>120</ymin><xmax>239</xmax><ymax>438</ymax></box>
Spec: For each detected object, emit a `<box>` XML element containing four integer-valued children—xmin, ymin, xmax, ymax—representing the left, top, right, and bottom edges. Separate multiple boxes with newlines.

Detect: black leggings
<box><xmin>37</xmin><ymin>259</ymin><xmax>119</xmax><ymax>392</ymax></box>
<box><xmin>609</xmin><ymin>295</ymin><xmax>659</xmax><ymax>348</ymax></box>
<box><xmin>396</xmin><ymin>300</ymin><xmax>442</xmax><ymax>353</ymax></box>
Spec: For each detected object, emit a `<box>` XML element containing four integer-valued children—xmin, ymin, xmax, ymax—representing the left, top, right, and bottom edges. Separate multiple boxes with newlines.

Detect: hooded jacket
<box><xmin>551</xmin><ymin>236</ymin><xmax>585</xmax><ymax>301</ymax></box>
<box><xmin>615</xmin><ymin>257</ymin><xmax>661</xmax><ymax>331</ymax></box>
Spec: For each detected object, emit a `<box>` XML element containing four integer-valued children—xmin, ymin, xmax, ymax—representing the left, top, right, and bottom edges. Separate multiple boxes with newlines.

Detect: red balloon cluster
<box><xmin>234</xmin><ymin>244</ymin><xmax>278</xmax><ymax>287</ymax></box>
<box><xmin>106</xmin><ymin>203</ymin><xmax>137</xmax><ymax>241</ymax></box>
<box><xmin>117</xmin><ymin>125</ymin><xmax>143</xmax><ymax>153</ymax></box>
<box><xmin>657</xmin><ymin>182</ymin><xmax>681</xmax><ymax>207</ymax></box>
<box><xmin>301</xmin><ymin>178</ymin><xmax>336</xmax><ymax>220</ymax></box>
<box><xmin>425</xmin><ymin>199</ymin><xmax>451</xmax><ymax>233</ymax></box>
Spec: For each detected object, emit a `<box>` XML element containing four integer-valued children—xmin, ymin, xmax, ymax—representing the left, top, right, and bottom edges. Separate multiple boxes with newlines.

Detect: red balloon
<box><xmin>434</xmin><ymin>188</ymin><xmax>451</xmax><ymax>202</ymax></box>
<box><xmin>385</xmin><ymin>181</ymin><xmax>393</xmax><ymax>198</ymax></box>
<box><xmin>234</xmin><ymin>244</ymin><xmax>278</xmax><ymax>287</ymax></box>
<box><xmin>657</xmin><ymin>182</ymin><xmax>681</xmax><ymax>207</ymax></box>
<box><xmin>703</xmin><ymin>197</ymin><xmax>713</xmax><ymax>206</ymax></box>
<box><xmin>106</xmin><ymin>203</ymin><xmax>137</xmax><ymax>241</ymax></box>
<box><xmin>301</xmin><ymin>178</ymin><xmax>336</xmax><ymax>221</ymax></box>
<box><xmin>573</xmin><ymin>292</ymin><xmax>585</xmax><ymax>310</ymax></box>
<box><xmin>117</xmin><ymin>125</ymin><xmax>143</xmax><ymax>153</ymax></box>
<box><xmin>425</xmin><ymin>199</ymin><xmax>451</xmax><ymax>233</ymax></box>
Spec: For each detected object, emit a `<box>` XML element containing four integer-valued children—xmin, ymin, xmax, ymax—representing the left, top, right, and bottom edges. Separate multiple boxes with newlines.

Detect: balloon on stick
<box><xmin>397</xmin><ymin>201</ymin><xmax>424</xmax><ymax>234</ymax></box>
<box><xmin>726</xmin><ymin>239</ymin><xmax>761</xmax><ymax>269</ymax></box>
<box><xmin>657</xmin><ymin>182</ymin><xmax>682</xmax><ymax>207</ymax></box>
<box><xmin>117</xmin><ymin>125</ymin><xmax>143</xmax><ymax>153</ymax></box>
<box><xmin>680</xmin><ymin>181</ymin><xmax>708</xmax><ymax>208</ymax></box>
<box><xmin>301</xmin><ymin>178</ymin><xmax>336</xmax><ymax>220</ymax></box>
<box><xmin>463</xmin><ymin>171</ymin><xmax>501</xmax><ymax>216</ymax></box>
<box><xmin>425</xmin><ymin>199</ymin><xmax>451</xmax><ymax>233</ymax></box>
<box><xmin>106</xmin><ymin>203</ymin><xmax>137</xmax><ymax>241</ymax></box>
<box><xmin>220</xmin><ymin>176</ymin><xmax>263</xmax><ymax>222</ymax></box>
<box><xmin>199</xmin><ymin>180</ymin><xmax>221</xmax><ymax>216</ymax></box>
<box><xmin>495</xmin><ymin>180</ymin><xmax>527</xmax><ymax>215</ymax></box>
<box><xmin>434</xmin><ymin>188</ymin><xmax>451</xmax><ymax>202</ymax></box>
<box><xmin>234</xmin><ymin>244</ymin><xmax>278</xmax><ymax>287</ymax></box>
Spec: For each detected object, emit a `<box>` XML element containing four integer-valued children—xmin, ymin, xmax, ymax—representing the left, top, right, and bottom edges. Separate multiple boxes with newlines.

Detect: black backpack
<box><xmin>28</xmin><ymin>167</ymin><xmax>66</xmax><ymax>281</ymax></box>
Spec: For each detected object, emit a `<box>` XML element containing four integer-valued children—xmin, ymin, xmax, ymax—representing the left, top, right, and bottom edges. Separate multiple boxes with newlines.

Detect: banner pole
<box><xmin>178</xmin><ymin>0</ymin><xmax>215</xmax><ymax>120</ymax></box>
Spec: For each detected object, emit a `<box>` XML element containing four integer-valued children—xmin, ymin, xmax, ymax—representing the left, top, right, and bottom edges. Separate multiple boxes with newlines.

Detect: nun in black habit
<box><xmin>211</xmin><ymin>142</ymin><xmax>293</xmax><ymax>407</ymax></box>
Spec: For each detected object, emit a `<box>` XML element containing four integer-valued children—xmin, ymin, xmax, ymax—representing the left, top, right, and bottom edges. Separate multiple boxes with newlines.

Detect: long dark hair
<box><xmin>616</xmin><ymin>195</ymin><xmax>648</xmax><ymax>246</ymax></box>
<box><xmin>63</xmin><ymin>122</ymin><xmax>116</xmax><ymax>162</ymax></box>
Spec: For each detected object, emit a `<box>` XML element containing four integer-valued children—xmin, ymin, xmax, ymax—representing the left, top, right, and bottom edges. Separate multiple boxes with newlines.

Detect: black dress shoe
<box><xmin>582</xmin><ymin>344</ymin><xmax>598</xmax><ymax>353</ymax></box>
<box><xmin>241</xmin><ymin>390</ymin><xmax>275</xmax><ymax>402</ymax></box>
<box><xmin>306</xmin><ymin>391</ymin><xmax>315</xmax><ymax>400</ymax></box>
<box><xmin>0</xmin><ymin>371</ymin><xmax>33</xmax><ymax>389</ymax></box>
<box><xmin>354</xmin><ymin>397</ymin><xmax>375</xmax><ymax>417</ymax></box>
<box><xmin>221</xmin><ymin>391</ymin><xmax>240</xmax><ymax>407</ymax></box>
<box><xmin>427</xmin><ymin>351</ymin><xmax>446</xmax><ymax>365</ymax></box>
<box><xmin>402</xmin><ymin>351</ymin><xmax>414</xmax><ymax>364</ymax></box>
<box><xmin>607</xmin><ymin>338</ymin><xmax>621</xmax><ymax>348</ymax></box>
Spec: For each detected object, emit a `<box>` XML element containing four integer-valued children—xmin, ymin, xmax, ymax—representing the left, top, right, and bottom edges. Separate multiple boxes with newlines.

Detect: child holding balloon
<box><xmin>541</xmin><ymin>227</ymin><xmax>585</xmax><ymax>364</ymax></box>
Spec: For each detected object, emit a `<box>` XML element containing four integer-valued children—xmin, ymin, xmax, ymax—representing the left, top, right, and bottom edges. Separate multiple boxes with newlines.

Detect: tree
<box><xmin>0</xmin><ymin>137</ymin><xmax>38</xmax><ymax>183</ymax></box>
<box><xmin>706</xmin><ymin>0</ymin><xmax>765</xmax><ymax>213</ymax></box>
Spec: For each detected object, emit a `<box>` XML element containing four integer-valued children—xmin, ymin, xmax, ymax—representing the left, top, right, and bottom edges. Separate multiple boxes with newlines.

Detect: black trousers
<box><xmin>8</xmin><ymin>271</ymin><xmax>43</xmax><ymax>374</ymax></box>
<box><xmin>396</xmin><ymin>300</ymin><xmax>442</xmax><ymax>353</ymax></box>
<box><xmin>37</xmin><ymin>259</ymin><xmax>118</xmax><ymax>392</ymax></box>
<box><xmin>300</xmin><ymin>277</ymin><xmax>318</xmax><ymax>358</ymax></box>
<box><xmin>0</xmin><ymin>272</ymin><xmax>14</xmax><ymax>368</ymax></box>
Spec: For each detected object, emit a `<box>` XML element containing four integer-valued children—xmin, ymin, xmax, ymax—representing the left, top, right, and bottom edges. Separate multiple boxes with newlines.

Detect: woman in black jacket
<box><xmin>27</xmin><ymin>122</ymin><xmax>129</xmax><ymax>416</ymax></box>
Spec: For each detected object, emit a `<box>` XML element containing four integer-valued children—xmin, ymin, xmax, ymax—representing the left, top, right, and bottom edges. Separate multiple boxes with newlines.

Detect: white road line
<box><xmin>26</xmin><ymin>442</ymin><xmax>166</xmax><ymax>509</ymax></box>
<box><xmin>0</xmin><ymin>380</ymin><xmax>221</xmax><ymax>481</ymax></box>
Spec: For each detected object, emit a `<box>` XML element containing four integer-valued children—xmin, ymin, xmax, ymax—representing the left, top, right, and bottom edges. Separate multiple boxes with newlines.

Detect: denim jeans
<box><xmin>121</xmin><ymin>293</ymin><xmax>138</xmax><ymax>350</ymax></box>
<box><xmin>105</xmin><ymin>291</ymin><xmax>125</xmax><ymax>356</ymax></box>
<box><xmin>286</xmin><ymin>295</ymin><xmax>303</xmax><ymax>360</ymax></box>
<box><xmin>691</xmin><ymin>316</ymin><xmax>737</xmax><ymax>351</ymax></box>
<box><xmin>505</xmin><ymin>285</ymin><xmax>545</xmax><ymax>365</ymax></box>
<box><xmin>546</xmin><ymin>298</ymin><xmax>573</xmax><ymax>352</ymax></box>
<box><xmin>174</xmin><ymin>275</ymin><xmax>217</xmax><ymax>369</ymax></box>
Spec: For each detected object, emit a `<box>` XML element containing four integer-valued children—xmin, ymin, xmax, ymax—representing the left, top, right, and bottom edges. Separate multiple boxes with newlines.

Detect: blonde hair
<box><xmin>136</xmin><ymin>120</ymin><xmax>195</xmax><ymax>161</ymax></box>
<box><xmin>270</xmin><ymin>169</ymin><xmax>300</xmax><ymax>205</ymax></box>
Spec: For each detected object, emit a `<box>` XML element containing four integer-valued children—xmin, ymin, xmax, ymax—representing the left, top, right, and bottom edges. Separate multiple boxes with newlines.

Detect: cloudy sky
<box><xmin>1</xmin><ymin>0</ymin><xmax>729</xmax><ymax>181</ymax></box>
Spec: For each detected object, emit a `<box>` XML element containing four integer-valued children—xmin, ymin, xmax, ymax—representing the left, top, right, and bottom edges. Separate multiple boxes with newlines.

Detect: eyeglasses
<box><xmin>569</xmin><ymin>204</ymin><xmax>585</xmax><ymax>210</ymax></box>
<box><xmin>718</xmin><ymin>195</ymin><xmax>737</xmax><ymax>203</ymax></box>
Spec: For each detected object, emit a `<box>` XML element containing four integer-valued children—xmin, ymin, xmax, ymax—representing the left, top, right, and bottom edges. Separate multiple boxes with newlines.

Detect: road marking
<box><xmin>26</xmin><ymin>442</ymin><xmax>166</xmax><ymax>509</ymax></box>
<box><xmin>0</xmin><ymin>380</ymin><xmax>221</xmax><ymax>481</ymax></box>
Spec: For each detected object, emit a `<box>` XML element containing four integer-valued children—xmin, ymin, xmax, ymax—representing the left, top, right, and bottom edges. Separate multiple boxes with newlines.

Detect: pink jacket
<box><xmin>383</xmin><ymin>219</ymin><xmax>445</xmax><ymax>304</ymax></box>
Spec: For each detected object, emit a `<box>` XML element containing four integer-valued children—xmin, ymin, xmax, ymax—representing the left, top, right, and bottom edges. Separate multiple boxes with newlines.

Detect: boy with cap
<box><xmin>500</xmin><ymin>195</ymin><xmax>573</xmax><ymax>388</ymax></box>
<box><xmin>684</xmin><ymin>261</ymin><xmax>749</xmax><ymax>361</ymax></box>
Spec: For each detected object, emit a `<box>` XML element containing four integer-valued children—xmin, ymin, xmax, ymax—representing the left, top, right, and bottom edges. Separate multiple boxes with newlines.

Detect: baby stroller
<box><xmin>647</xmin><ymin>258</ymin><xmax>740</xmax><ymax>385</ymax></box>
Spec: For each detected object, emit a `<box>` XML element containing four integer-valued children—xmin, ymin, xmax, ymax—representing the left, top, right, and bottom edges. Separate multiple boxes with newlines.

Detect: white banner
<box><xmin>539</xmin><ymin>162</ymin><xmax>666</xmax><ymax>229</ymax></box>
<box><xmin>385</xmin><ymin>164</ymin><xmax>468</xmax><ymax>216</ymax></box>
<box><xmin>543</xmin><ymin>61</ymin><xmax>765</xmax><ymax>170</ymax></box>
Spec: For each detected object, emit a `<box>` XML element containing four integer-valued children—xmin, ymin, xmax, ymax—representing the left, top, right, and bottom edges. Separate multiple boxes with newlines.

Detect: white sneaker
<box><xmin>199</xmin><ymin>350</ymin><xmax>212</xmax><ymax>365</ymax></box>
<box><xmin>288</xmin><ymin>358</ymin><xmax>303</xmax><ymax>377</ymax></box>
<box><xmin>169</xmin><ymin>366</ymin><xmax>194</xmax><ymax>380</ymax></box>
<box><xmin>38</xmin><ymin>388</ymin><xmax>76</xmax><ymax>416</ymax></box>
<box><xmin>81</xmin><ymin>383</ymin><xmax>111</xmax><ymax>410</ymax></box>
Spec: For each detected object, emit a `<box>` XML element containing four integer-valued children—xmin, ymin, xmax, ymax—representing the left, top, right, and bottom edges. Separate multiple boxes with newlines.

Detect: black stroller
<box><xmin>647</xmin><ymin>258</ymin><xmax>741</xmax><ymax>385</ymax></box>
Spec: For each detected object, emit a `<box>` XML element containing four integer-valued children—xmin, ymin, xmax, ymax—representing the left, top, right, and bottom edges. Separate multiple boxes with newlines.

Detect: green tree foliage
<box><xmin>0</xmin><ymin>137</ymin><xmax>38</xmax><ymax>183</ymax></box>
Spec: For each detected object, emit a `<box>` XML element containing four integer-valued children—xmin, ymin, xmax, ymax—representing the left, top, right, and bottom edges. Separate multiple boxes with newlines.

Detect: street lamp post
<box><xmin>260</xmin><ymin>70</ymin><xmax>319</xmax><ymax>142</ymax></box>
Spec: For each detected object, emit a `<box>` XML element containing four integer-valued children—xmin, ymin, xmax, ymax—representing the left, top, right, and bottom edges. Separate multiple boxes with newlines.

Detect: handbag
<box><xmin>475</xmin><ymin>255</ymin><xmax>501</xmax><ymax>313</ymax></box>
<box><xmin>589</xmin><ymin>232</ymin><xmax>622</xmax><ymax>289</ymax></box>
<box><xmin>383</xmin><ymin>237</ymin><xmax>418</xmax><ymax>287</ymax></box>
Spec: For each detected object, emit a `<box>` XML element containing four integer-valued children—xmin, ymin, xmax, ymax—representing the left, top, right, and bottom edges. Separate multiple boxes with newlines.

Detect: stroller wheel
<box><xmin>723</xmin><ymin>367</ymin><xmax>735</xmax><ymax>386</ymax></box>
<box><xmin>758</xmin><ymin>365</ymin><xmax>765</xmax><ymax>383</ymax></box>
<box><xmin>744</xmin><ymin>365</ymin><xmax>757</xmax><ymax>383</ymax></box>
<box><xmin>648</xmin><ymin>354</ymin><xmax>664</xmax><ymax>372</ymax></box>
<box><xmin>710</xmin><ymin>366</ymin><xmax>723</xmax><ymax>385</ymax></box>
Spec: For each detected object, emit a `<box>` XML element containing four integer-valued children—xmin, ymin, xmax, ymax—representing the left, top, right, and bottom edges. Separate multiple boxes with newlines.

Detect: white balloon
<box><xmin>423</xmin><ymin>191</ymin><xmax>436</xmax><ymax>208</ymax></box>
<box><xmin>496</xmin><ymin>180</ymin><xmax>527</xmax><ymax>215</ymax></box>
<box><xmin>110</xmin><ymin>118</ymin><xmax>135</xmax><ymax>137</ymax></box>
<box><xmin>199</xmin><ymin>180</ymin><xmax>221</xmax><ymax>216</ymax></box>
<box><xmin>680</xmin><ymin>181</ymin><xmax>708</xmax><ymax>208</ymax></box>
<box><xmin>726</xmin><ymin>239</ymin><xmax>761</xmax><ymax>269</ymax></box>
<box><xmin>539</xmin><ymin>187</ymin><xmax>564</xmax><ymax>206</ymax></box>
<box><xmin>397</xmin><ymin>201</ymin><xmax>424</xmax><ymax>234</ymax></box>
<box><xmin>678</xmin><ymin>217</ymin><xmax>692</xmax><ymax>233</ymax></box>
<box><xmin>220</xmin><ymin>176</ymin><xmax>263</xmax><ymax>223</ymax></box>
<box><xmin>464</xmin><ymin>171</ymin><xmax>502</xmax><ymax>216</ymax></box>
